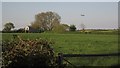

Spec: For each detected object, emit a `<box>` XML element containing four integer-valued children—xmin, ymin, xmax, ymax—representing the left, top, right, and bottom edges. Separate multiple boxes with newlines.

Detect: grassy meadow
<box><xmin>2</xmin><ymin>33</ymin><xmax>119</xmax><ymax>66</ymax></box>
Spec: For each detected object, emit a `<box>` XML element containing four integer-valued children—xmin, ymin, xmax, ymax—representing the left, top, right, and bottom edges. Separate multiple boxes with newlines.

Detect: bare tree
<box><xmin>80</xmin><ymin>23</ymin><xmax>86</xmax><ymax>32</ymax></box>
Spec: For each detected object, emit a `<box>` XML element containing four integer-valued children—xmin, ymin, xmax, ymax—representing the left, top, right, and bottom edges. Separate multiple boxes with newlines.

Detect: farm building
<box><xmin>25</xmin><ymin>26</ymin><xmax>42</xmax><ymax>33</ymax></box>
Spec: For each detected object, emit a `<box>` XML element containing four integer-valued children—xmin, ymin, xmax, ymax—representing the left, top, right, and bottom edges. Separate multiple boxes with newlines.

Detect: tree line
<box><xmin>2</xmin><ymin>11</ymin><xmax>77</xmax><ymax>33</ymax></box>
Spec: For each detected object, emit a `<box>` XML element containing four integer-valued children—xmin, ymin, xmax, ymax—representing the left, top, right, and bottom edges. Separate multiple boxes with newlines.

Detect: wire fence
<box><xmin>63</xmin><ymin>53</ymin><xmax>120</xmax><ymax>57</ymax></box>
<box><xmin>57</xmin><ymin>53</ymin><xmax>120</xmax><ymax>68</ymax></box>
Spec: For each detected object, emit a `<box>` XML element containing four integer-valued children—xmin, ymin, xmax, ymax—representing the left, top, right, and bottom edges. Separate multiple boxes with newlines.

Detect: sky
<box><xmin>1</xmin><ymin>0</ymin><xmax>120</xmax><ymax>2</ymax></box>
<box><xmin>0</xmin><ymin>2</ymin><xmax>1</xmax><ymax>30</ymax></box>
<box><xmin>119</xmin><ymin>2</ymin><xmax>120</xmax><ymax>28</ymax></box>
<box><xmin>1</xmin><ymin>1</ymin><xmax>119</xmax><ymax>30</ymax></box>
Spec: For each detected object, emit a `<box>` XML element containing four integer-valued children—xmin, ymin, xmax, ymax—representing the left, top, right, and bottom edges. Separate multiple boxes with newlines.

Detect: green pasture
<box><xmin>2</xmin><ymin>33</ymin><xmax>119</xmax><ymax>66</ymax></box>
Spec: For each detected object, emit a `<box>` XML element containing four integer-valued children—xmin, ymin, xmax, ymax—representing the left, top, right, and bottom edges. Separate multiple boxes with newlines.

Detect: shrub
<box><xmin>2</xmin><ymin>36</ymin><xmax>58</xmax><ymax>68</ymax></box>
<box><xmin>69</xmin><ymin>25</ymin><xmax>76</xmax><ymax>31</ymax></box>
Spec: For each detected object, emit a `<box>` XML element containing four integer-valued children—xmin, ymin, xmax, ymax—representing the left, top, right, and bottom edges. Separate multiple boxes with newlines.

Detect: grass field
<box><xmin>2</xmin><ymin>33</ymin><xmax>119</xmax><ymax>66</ymax></box>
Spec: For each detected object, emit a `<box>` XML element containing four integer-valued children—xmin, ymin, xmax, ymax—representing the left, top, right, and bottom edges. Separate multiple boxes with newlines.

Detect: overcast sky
<box><xmin>2</xmin><ymin>2</ymin><xmax>118</xmax><ymax>30</ymax></box>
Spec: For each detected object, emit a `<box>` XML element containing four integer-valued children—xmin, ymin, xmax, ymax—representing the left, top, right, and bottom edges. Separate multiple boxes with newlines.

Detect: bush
<box><xmin>2</xmin><ymin>36</ymin><xmax>59</xmax><ymax>68</ymax></box>
<box><xmin>52</xmin><ymin>24</ymin><xmax>66</xmax><ymax>33</ymax></box>
<box><xmin>69</xmin><ymin>25</ymin><xmax>76</xmax><ymax>31</ymax></box>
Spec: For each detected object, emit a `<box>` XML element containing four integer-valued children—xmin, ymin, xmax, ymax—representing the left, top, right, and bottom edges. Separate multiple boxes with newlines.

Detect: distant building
<box><xmin>25</xmin><ymin>26</ymin><xmax>30</xmax><ymax>32</ymax></box>
<box><xmin>24</xmin><ymin>26</ymin><xmax>41</xmax><ymax>33</ymax></box>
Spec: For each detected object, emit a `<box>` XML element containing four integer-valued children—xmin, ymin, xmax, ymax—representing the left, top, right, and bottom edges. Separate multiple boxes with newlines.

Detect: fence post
<box><xmin>57</xmin><ymin>53</ymin><xmax>63</xmax><ymax>68</ymax></box>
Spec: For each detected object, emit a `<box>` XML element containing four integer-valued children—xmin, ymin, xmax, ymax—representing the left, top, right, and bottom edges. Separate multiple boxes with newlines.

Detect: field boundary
<box><xmin>57</xmin><ymin>53</ymin><xmax>120</xmax><ymax>68</ymax></box>
<box><xmin>63</xmin><ymin>53</ymin><xmax>120</xmax><ymax>57</ymax></box>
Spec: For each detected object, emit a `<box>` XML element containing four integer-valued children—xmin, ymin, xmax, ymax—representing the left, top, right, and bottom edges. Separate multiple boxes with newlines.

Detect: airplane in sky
<box><xmin>81</xmin><ymin>14</ymin><xmax>85</xmax><ymax>16</ymax></box>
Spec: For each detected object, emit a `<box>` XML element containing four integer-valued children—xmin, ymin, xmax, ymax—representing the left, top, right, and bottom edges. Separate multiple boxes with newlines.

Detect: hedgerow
<box><xmin>2</xmin><ymin>36</ymin><xmax>64</xmax><ymax>68</ymax></box>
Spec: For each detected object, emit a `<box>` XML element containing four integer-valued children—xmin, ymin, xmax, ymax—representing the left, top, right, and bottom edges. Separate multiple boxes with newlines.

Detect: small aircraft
<box><xmin>81</xmin><ymin>14</ymin><xmax>85</xmax><ymax>16</ymax></box>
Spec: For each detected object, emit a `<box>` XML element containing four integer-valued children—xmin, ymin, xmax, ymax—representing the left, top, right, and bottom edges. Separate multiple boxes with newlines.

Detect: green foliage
<box><xmin>3</xmin><ymin>22</ymin><xmax>15</xmax><ymax>32</ymax></box>
<box><xmin>69</xmin><ymin>25</ymin><xmax>76</xmax><ymax>31</ymax></box>
<box><xmin>31</xmin><ymin>11</ymin><xmax>61</xmax><ymax>31</ymax></box>
<box><xmin>52</xmin><ymin>24</ymin><xmax>66</xmax><ymax>33</ymax></box>
<box><xmin>2</xmin><ymin>36</ymin><xmax>59</xmax><ymax>68</ymax></box>
<box><xmin>61</xmin><ymin>24</ymin><xmax>69</xmax><ymax>29</ymax></box>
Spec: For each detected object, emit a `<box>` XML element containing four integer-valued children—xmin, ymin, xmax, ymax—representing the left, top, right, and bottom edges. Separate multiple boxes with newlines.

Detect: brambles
<box><xmin>2</xmin><ymin>36</ymin><xmax>61</xmax><ymax>68</ymax></box>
